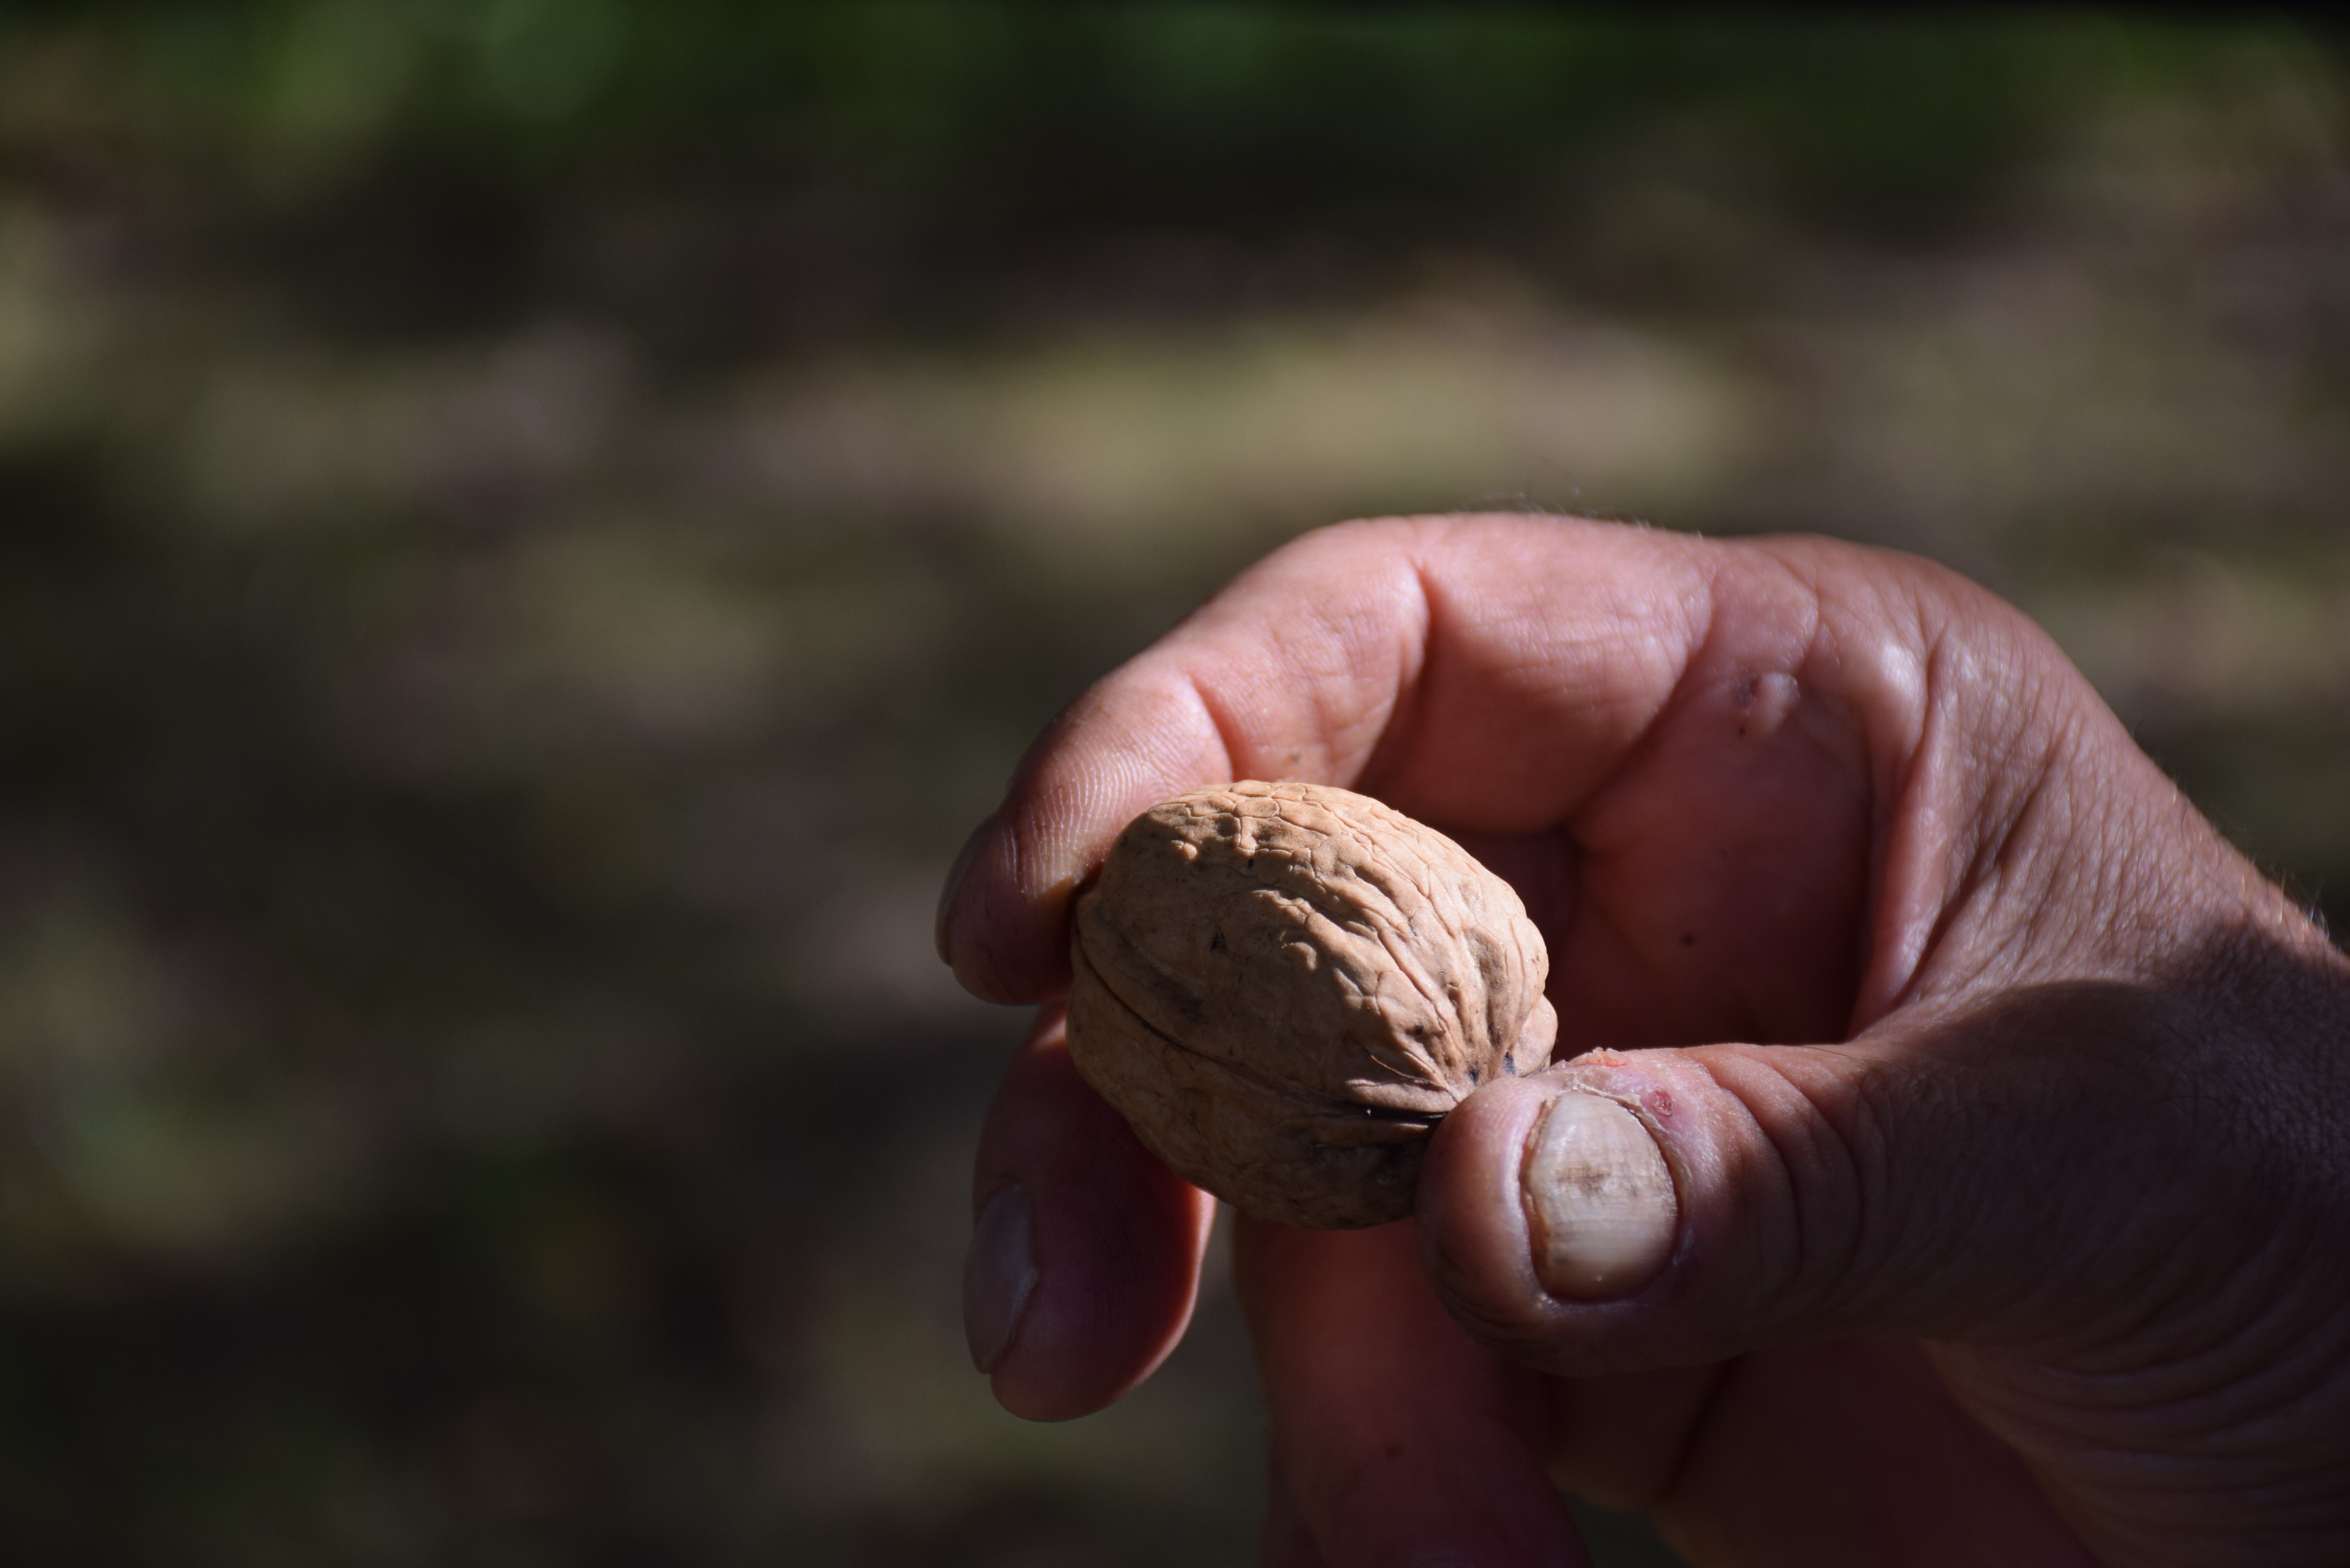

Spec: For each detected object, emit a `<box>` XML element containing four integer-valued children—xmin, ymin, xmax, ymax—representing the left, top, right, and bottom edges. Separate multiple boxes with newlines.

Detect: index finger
<box><xmin>935</xmin><ymin>513</ymin><xmax>1718</xmax><ymax>1003</ymax></box>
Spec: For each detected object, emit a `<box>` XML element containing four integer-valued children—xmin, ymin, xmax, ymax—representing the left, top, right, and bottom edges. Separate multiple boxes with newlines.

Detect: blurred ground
<box><xmin>1</xmin><ymin>6</ymin><xmax>2346</xmax><ymax>1564</ymax></box>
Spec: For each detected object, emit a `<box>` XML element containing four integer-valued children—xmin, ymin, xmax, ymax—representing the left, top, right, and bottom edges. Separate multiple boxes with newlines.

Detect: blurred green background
<box><xmin>2</xmin><ymin>5</ymin><xmax>2347</xmax><ymax>1563</ymax></box>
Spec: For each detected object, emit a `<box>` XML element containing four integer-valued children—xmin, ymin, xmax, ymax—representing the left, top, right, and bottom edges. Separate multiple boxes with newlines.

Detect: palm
<box><xmin>1266</xmin><ymin>696</ymin><xmax>2087</xmax><ymax>1564</ymax></box>
<box><xmin>1430</xmin><ymin>697</ymin><xmax>1869</xmax><ymax>1059</ymax></box>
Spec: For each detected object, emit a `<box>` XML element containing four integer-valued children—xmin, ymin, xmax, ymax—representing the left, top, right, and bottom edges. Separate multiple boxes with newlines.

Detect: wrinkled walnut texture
<box><xmin>1067</xmin><ymin>780</ymin><xmax>1557</xmax><ymax>1228</ymax></box>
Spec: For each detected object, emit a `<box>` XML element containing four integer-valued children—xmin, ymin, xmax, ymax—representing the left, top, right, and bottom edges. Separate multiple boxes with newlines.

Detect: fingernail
<box><xmin>1521</xmin><ymin>1092</ymin><xmax>1677</xmax><ymax>1301</ymax></box>
<box><xmin>963</xmin><ymin>1182</ymin><xmax>1039</xmax><ymax>1373</ymax></box>
<box><xmin>934</xmin><ymin>825</ymin><xmax>987</xmax><ymax>965</ymax></box>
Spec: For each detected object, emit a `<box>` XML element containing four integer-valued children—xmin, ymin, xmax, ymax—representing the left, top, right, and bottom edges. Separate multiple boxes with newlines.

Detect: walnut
<box><xmin>1066</xmin><ymin>780</ymin><xmax>1556</xmax><ymax>1228</ymax></box>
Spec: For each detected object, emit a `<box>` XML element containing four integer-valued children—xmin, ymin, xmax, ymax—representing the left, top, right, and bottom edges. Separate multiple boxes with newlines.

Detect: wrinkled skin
<box><xmin>939</xmin><ymin>517</ymin><xmax>2350</xmax><ymax>1568</ymax></box>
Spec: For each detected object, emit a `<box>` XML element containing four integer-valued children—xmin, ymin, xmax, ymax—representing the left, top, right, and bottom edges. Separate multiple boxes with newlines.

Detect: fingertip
<box><xmin>939</xmin><ymin>820</ymin><xmax>1078</xmax><ymax>1005</ymax></box>
<box><xmin>969</xmin><ymin>1011</ymin><xmax>1215</xmax><ymax>1420</ymax></box>
<box><xmin>1420</xmin><ymin>1064</ymin><xmax>1690</xmax><ymax>1383</ymax></box>
<box><xmin>933</xmin><ymin>814</ymin><xmax>987</xmax><ymax>966</ymax></box>
<box><xmin>964</xmin><ymin>1181</ymin><xmax>1039</xmax><ymax>1374</ymax></box>
<box><xmin>988</xmin><ymin>1165</ymin><xmax>1214</xmax><ymax>1421</ymax></box>
<box><xmin>1418</xmin><ymin>1072</ymin><xmax>1556</xmax><ymax>1336</ymax></box>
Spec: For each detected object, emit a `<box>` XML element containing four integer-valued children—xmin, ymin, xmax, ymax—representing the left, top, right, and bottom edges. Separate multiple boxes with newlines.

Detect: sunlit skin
<box><xmin>940</xmin><ymin>516</ymin><xmax>2350</xmax><ymax>1567</ymax></box>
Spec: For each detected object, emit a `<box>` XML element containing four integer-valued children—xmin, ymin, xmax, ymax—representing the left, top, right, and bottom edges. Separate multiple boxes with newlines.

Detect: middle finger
<box><xmin>1236</xmin><ymin>1215</ymin><xmax>1587</xmax><ymax>1568</ymax></box>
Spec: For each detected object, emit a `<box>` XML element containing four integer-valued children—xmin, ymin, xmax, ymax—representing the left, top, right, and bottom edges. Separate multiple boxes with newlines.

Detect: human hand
<box><xmin>938</xmin><ymin>516</ymin><xmax>2350</xmax><ymax>1566</ymax></box>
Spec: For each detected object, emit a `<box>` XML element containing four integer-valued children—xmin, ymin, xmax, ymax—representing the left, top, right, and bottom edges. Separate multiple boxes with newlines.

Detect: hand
<box><xmin>937</xmin><ymin>516</ymin><xmax>2350</xmax><ymax>1567</ymax></box>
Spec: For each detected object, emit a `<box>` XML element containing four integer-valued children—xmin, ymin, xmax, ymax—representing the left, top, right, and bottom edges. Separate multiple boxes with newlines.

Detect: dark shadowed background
<box><xmin>2</xmin><ymin>6</ymin><xmax>2347</xmax><ymax>1563</ymax></box>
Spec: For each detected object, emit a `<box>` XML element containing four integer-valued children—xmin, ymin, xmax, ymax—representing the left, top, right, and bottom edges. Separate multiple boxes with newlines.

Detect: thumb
<box><xmin>1414</xmin><ymin>960</ymin><xmax>2329</xmax><ymax>1378</ymax></box>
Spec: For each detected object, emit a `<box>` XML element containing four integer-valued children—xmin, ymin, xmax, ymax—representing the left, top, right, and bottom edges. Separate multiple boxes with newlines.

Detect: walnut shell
<box><xmin>1067</xmin><ymin>780</ymin><xmax>1556</xmax><ymax>1228</ymax></box>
